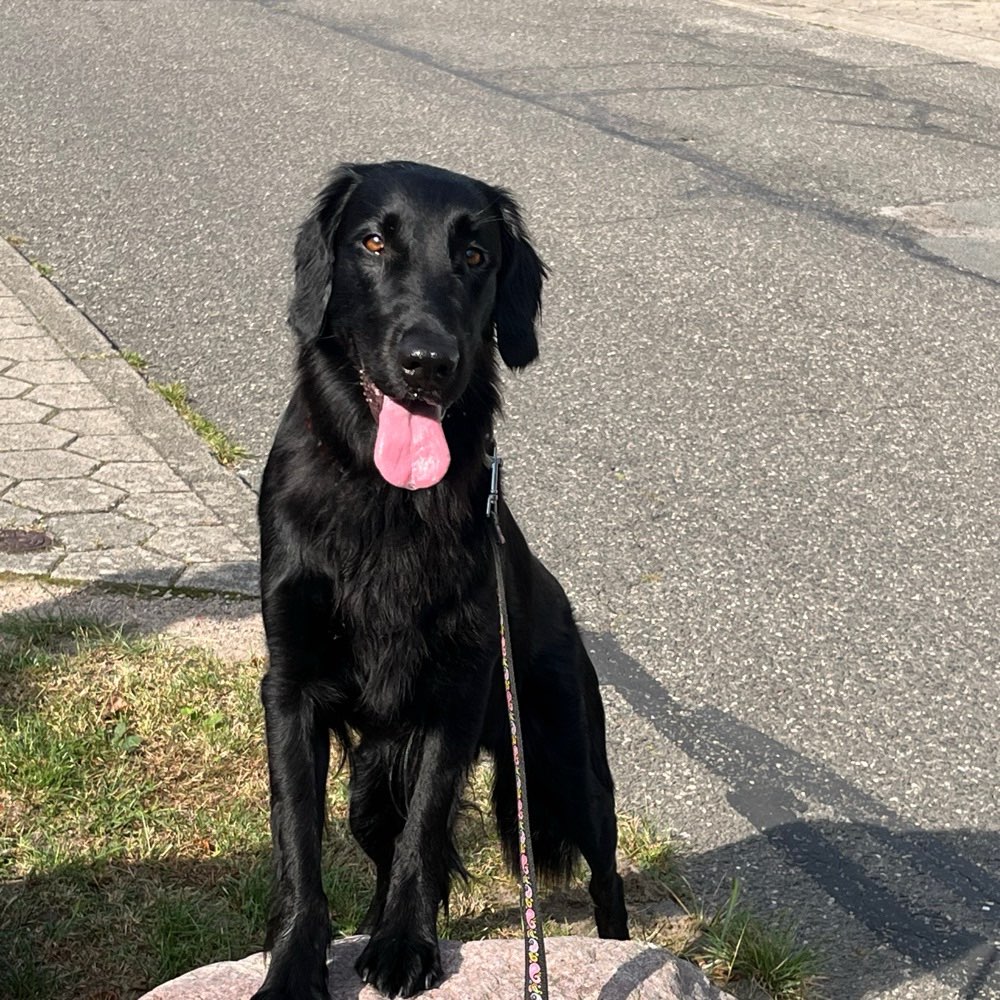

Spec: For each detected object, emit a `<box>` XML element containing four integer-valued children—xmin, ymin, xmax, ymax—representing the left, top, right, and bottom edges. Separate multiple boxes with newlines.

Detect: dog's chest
<box><xmin>319</xmin><ymin>508</ymin><xmax>494</xmax><ymax>725</ymax></box>
<box><xmin>327</xmin><ymin>499</ymin><xmax>489</xmax><ymax>642</ymax></box>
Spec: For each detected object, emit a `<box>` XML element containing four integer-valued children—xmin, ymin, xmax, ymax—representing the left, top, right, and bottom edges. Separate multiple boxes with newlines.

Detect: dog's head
<box><xmin>288</xmin><ymin>161</ymin><xmax>547</xmax><ymax>489</ymax></box>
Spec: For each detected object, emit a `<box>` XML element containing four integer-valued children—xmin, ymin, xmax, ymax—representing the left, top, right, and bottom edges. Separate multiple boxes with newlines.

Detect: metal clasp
<box><xmin>486</xmin><ymin>445</ymin><xmax>505</xmax><ymax>544</ymax></box>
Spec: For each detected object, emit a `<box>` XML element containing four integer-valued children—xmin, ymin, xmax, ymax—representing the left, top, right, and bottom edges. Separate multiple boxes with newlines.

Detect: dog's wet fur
<box><xmin>254</xmin><ymin>161</ymin><xmax>628</xmax><ymax>999</ymax></box>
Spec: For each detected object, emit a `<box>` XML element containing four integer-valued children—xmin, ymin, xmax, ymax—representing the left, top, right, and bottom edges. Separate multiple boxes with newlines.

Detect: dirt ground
<box><xmin>0</xmin><ymin>576</ymin><xmax>265</xmax><ymax>662</ymax></box>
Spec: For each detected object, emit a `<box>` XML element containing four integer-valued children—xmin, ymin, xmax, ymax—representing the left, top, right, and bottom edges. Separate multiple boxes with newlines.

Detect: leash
<box><xmin>486</xmin><ymin>444</ymin><xmax>549</xmax><ymax>1000</ymax></box>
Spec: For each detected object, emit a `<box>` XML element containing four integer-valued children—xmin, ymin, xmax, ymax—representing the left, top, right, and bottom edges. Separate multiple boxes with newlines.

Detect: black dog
<box><xmin>254</xmin><ymin>161</ymin><xmax>628</xmax><ymax>999</ymax></box>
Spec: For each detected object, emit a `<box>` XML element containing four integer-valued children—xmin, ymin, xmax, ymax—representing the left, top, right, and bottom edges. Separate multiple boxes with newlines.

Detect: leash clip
<box><xmin>486</xmin><ymin>445</ymin><xmax>506</xmax><ymax>545</ymax></box>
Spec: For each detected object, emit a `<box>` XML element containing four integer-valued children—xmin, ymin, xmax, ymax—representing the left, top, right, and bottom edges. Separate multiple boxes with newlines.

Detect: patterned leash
<box><xmin>486</xmin><ymin>445</ymin><xmax>549</xmax><ymax>1000</ymax></box>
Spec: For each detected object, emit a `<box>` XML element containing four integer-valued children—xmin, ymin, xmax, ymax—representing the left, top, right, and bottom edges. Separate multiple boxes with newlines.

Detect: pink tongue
<box><xmin>373</xmin><ymin>396</ymin><xmax>450</xmax><ymax>490</ymax></box>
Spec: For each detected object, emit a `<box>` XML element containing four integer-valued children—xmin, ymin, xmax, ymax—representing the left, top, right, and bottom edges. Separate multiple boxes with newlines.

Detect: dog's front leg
<box><xmin>355</xmin><ymin>724</ymin><xmax>474</xmax><ymax>998</ymax></box>
<box><xmin>252</xmin><ymin>673</ymin><xmax>332</xmax><ymax>1000</ymax></box>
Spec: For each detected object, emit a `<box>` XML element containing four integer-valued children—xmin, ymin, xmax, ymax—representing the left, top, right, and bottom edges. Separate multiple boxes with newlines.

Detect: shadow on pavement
<box><xmin>587</xmin><ymin>630</ymin><xmax>1000</xmax><ymax>999</ymax></box>
<box><xmin>0</xmin><ymin>572</ymin><xmax>264</xmax><ymax>659</ymax></box>
<box><xmin>2</xmin><ymin>588</ymin><xmax>996</xmax><ymax>997</ymax></box>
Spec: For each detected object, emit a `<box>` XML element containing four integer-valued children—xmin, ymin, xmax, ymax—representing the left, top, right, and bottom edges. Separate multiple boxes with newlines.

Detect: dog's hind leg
<box><xmin>579</xmin><ymin>788</ymin><xmax>630</xmax><ymax>941</ymax></box>
<box><xmin>494</xmin><ymin>735</ymin><xmax>629</xmax><ymax>940</ymax></box>
<box><xmin>573</xmin><ymin>638</ymin><xmax>630</xmax><ymax>941</ymax></box>
<box><xmin>492</xmin><ymin>632</ymin><xmax>630</xmax><ymax>942</ymax></box>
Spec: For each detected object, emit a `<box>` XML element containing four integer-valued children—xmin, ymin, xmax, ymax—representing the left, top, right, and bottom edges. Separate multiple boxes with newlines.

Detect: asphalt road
<box><xmin>2</xmin><ymin>1</ymin><xmax>999</xmax><ymax>997</ymax></box>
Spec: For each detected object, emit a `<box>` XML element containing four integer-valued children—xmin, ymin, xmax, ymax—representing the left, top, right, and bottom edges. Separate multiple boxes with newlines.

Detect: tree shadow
<box><xmin>0</xmin><ymin>850</ymin><xmax>272</xmax><ymax>1000</ymax></box>
<box><xmin>0</xmin><ymin>574</ymin><xmax>263</xmax><ymax>654</ymax></box>
<box><xmin>3</xmin><ymin>600</ymin><xmax>997</xmax><ymax>998</ymax></box>
<box><xmin>585</xmin><ymin>630</ymin><xmax>1000</xmax><ymax>999</ymax></box>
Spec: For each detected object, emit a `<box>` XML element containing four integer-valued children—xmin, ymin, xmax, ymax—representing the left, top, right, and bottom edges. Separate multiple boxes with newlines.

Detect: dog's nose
<box><xmin>398</xmin><ymin>338</ymin><xmax>459</xmax><ymax>394</ymax></box>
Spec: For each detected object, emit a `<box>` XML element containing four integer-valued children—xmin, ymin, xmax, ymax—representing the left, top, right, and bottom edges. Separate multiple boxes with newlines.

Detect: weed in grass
<box><xmin>618</xmin><ymin>812</ymin><xmax>687</xmax><ymax>900</ymax></box>
<box><xmin>150</xmin><ymin>380</ymin><xmax>249</xmax><ymax>467</ymax></box>
<box><xmin>0</xmin><ymin>612</ymin><xmax>112</xmax><ymax>647</ymax></box>
<box><xmin>684</xmin><ymin>880</ymin><xmax>823</xmax><ymax>999</ymax></box>
<box><xmin>122</xmin><ymin>349</ymin><xmax>149</xmax><ymax>373</ymax></box>
<box><xmin>2</xmin><ymin>234</ymin><xmax>53</xmax><ymax>278</ymax></box>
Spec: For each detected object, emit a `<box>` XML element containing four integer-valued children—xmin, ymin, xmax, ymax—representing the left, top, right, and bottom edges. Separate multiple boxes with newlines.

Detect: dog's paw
<box><xmin>251</xmin><ymin>962</ymin><xmax>327</xmax><ymax>1000</ymax></box>
<box><xmin>355</xmin><ymin>930</ymin><xmax>443</xmax><ymax>998</ymax></box>
<box><xmin>251</xmin><ymin>987</ymin><xmax>325</xmax><ymax>1000</ymax></box>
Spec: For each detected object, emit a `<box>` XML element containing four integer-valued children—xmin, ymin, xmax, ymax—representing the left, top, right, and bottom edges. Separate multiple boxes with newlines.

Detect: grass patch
<box><xmin>0</xmin><ymin>615</ymin><xmax>274</xmax><ymax>999</ymax></box>
<box><xmin>0</xmin><ymin>613</ymin><xmax>820</xmax><ymax>1000</ymax></box>
<box><xmin>149</xmin><ymin>380</ymin><xmax>249</xmax><ymax>467</ymax></box>
<box><xmin>684</xmin><ymin>881</ymin><xmax>823</xmax><ymax>999</ymax></box>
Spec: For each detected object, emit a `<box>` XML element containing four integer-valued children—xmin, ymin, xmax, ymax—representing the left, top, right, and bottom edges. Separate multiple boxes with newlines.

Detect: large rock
<box><xmin>141</xmin><ymin>935</ymin><xmax>732</xmax><ymax>999</ymax></box>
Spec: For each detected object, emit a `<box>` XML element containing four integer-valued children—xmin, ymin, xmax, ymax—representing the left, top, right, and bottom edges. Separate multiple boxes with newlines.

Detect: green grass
<box><xmin>149</xmin><ymin>380</ymin><xmax>249</xmax><ymax>467</ymax></box>
<box><xmin>685</xmin><ymin>881</ymin><xmax>823</xmax><ymax>999</ymax></box>
<box><xmin>0</xmin><ymin>617</ymin><xmax>273</xmax><ymax>998</ymax></box>
<box><xmin>0</xmin><ymin>613</ymin><xmax>821</xmax><ymax>1000</ymax></box>
<box><xmin>121</xmin><ymin>349</ymin><xmax>149</xmax><ymax>374</ymax></box>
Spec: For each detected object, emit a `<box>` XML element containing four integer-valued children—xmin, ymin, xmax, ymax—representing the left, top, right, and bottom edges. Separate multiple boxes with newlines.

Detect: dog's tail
<box><xmin>490</xmin><ymin>726</ymin><xmax>583</xmax><ymax>885</ymax></box>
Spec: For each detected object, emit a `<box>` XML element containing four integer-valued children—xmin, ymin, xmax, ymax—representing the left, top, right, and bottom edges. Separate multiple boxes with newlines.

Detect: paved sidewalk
<box><xmin>1</xmin><ymin>1</ymin><xmax>997</xmax><ymax>604</ymax></box>
<box><xmin>0</xmin><ymin>238</ymin><xmax>259</xmax><ymax>596</ymax></box>
<box><xmin>718</xmin><ymin>0</ymin><xmax>1000</xmax><ymax>68</ymax></box>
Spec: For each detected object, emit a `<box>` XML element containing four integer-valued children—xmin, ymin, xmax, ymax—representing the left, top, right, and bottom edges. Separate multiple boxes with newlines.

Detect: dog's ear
<box><xmin>288</xmin><ymin>164</ymin><xmax>363</xmax><ymax>343</ymax></box>
<box><xmin>492</xmin><ymin>190</ymin><xmax>548</xmax><ymax>369</ymax></box>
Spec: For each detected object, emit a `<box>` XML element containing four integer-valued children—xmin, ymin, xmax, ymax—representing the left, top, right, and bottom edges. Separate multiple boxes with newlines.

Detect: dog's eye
<box><xmin>363</xmin><ymin>234</ymin><xmax>385</xmax><ymax>254</ymax></box>
<box><xmin>465</xmin><ymin>246</ymin><xmax>486</xmax><ymax>268</ymax></box>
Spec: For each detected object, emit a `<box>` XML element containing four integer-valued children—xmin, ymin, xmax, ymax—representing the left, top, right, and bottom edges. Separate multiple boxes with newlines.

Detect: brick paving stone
<box><xmin>175</xmin><ymin>560</ymin><xmax>260</xmax><ymax>596</ymax></box>
<box><xmin>0</xmin><ymin>499</ymin><xmax>42</xmax><ymax>525</ymax></box>
<box><xmin>67</xmin><ymin>434</ymin><xmax>163</xmax><ymax>463</ymax></box>
<box><xmin>48</xmin><ymin>408</ymin><xmax>132</xmax><ymax>435</ymax></box>
<box><xmin>6</xmin><ymin>359</ymin><xmax>89</xmax><ymax>385</ymax></box>
<box><xmin>0</xmin><ymin>449</ymin><xmax>98</xmax><ymax>480</ymax></box>
<box><xmin>0</xmin><ymin>398</ymin><xmax>54</xmax><ymax>423</ymax></box>
<box><xmin>0</xmin><ymin>300</ymin><xmax>35</xmax><ymax>321</ymax></box>
<box><xmin>27</xmin><ymin>383</ymin><xmax>114</xmax><ymax>410</ymax></box>
<box><xmin>116</xmin><ymin>492</ymin><xmax>222</xmax><ymax>526</ymax></box>
<box><xmin>56</xmin><ymin>547</ymin><xmax>184</xmax><ymax>588</ymax></box>
<box><xmin>6</xmin><ymin>477</ymin><xmax>125</xmax><ymax>514</ymax></box>
<box><xmin>1</xmin><ymin>251</ymin><xmax>262</xmax><ymax>597</ymax></box>
<box><xmin>45</xmin><ymin>511</ymin><xmax>155</xmax><ymax>550</ymax></box>
<box><xmin>2</xmin><ymin>423</ymin><xmax>76</xmax><ymax>450</ymax></box>
<box><xmin>145</xmin><ymin>525</ymin><xmax>253</xmax><ymax>563</ymax></box>
<box><xmin>0</xmin><ymin>548</ymin><xmax>63</xmax><ymax>575</ymax></box>
<box><xmin>0</xmin><ymin>319</ymin><xmax>39</xmax><ymax>338</ymax></box>
<box><xmin>93</xmin><ymin>461</ymin><xmax>189</xmax><ymax>494</ymax></box>
<box><xmin>0</xmin><ymin>375</ymin><xmax>32</xmax><ymax>399</ymax></box>
<box><xmin>0</xmin><ymin>337</ymin><xmax>68</xmax><ymax>362</ymax></box>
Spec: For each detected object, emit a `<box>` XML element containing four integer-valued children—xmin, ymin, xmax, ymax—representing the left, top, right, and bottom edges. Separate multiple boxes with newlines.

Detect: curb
<box><xmin>0</xmin><ymin>238</ymin><xmax>260</xmax><ymax>595</ymax></box>
<box><xmin>715</xmin><ymin>0</ymin><xmax>1000</xmax><ymax>69</ymax></box>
